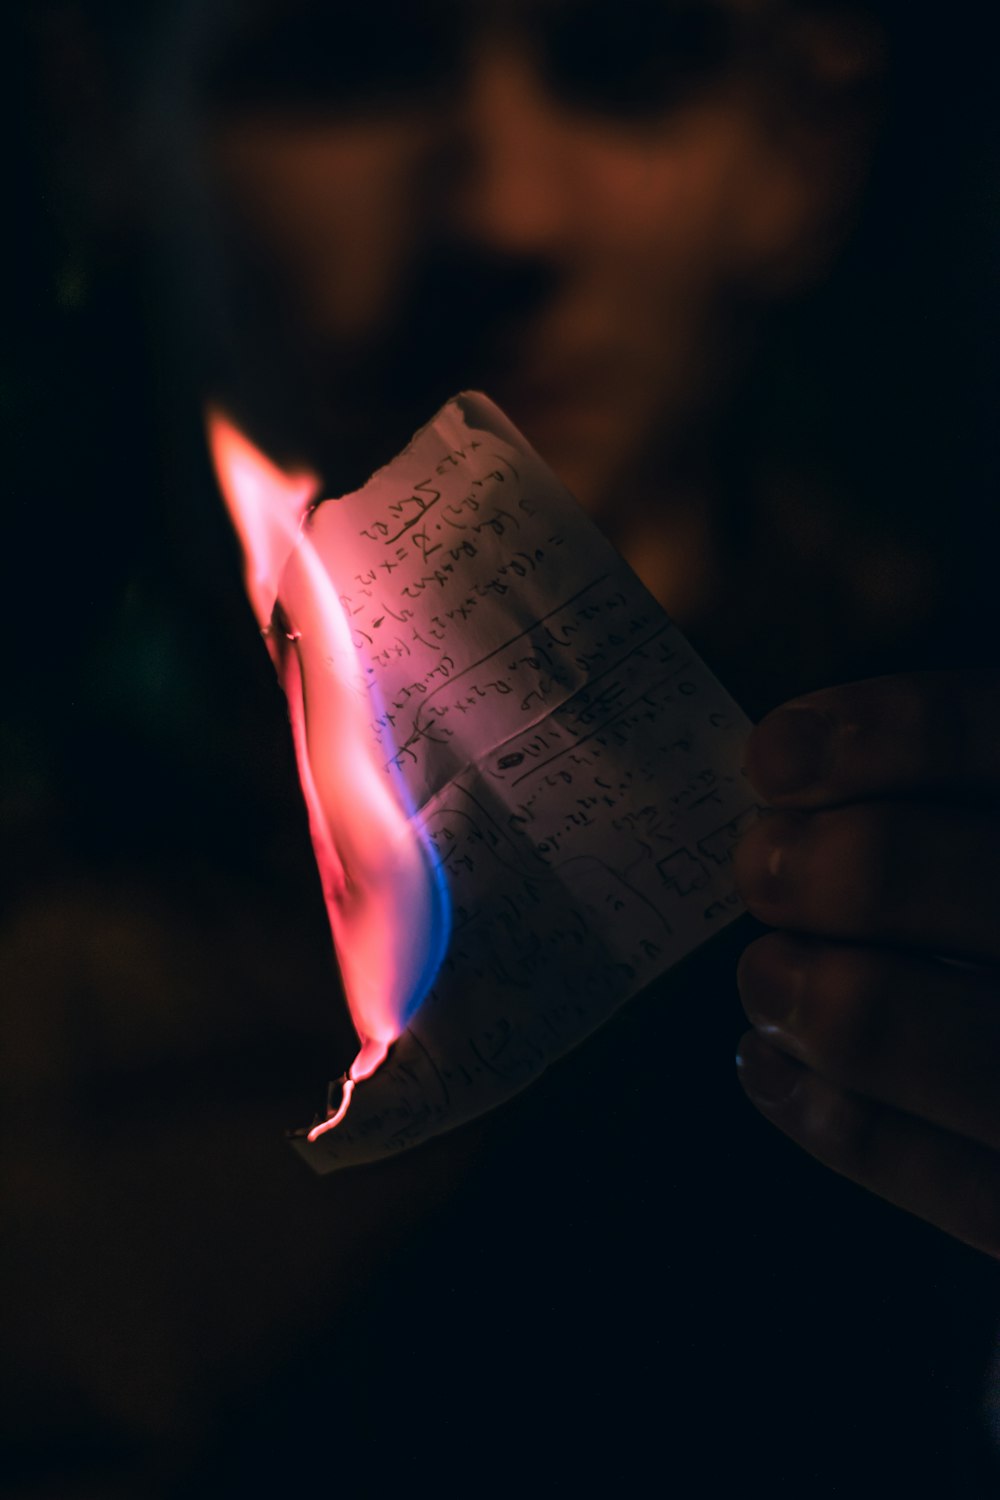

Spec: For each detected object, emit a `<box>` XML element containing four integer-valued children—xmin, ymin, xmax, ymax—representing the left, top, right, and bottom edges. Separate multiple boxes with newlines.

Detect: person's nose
<box><xmin>449</xmin><ymin>43</ymin><xmax>583</xmax><ymax>259</ymax></box>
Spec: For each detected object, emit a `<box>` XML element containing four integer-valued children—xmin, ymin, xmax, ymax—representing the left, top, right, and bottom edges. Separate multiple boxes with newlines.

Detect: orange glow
<box><xmin>207</xmin><ymin>409</ymin><xmax>449</xmax><ymax>1138</ymax></box>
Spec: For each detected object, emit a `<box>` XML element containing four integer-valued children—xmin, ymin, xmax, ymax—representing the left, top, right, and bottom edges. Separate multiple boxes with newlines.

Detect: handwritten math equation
<box><xmin>297</xmin><ymin>394</ymin><xmax>755</xmax><ymax>1168</ymax></box>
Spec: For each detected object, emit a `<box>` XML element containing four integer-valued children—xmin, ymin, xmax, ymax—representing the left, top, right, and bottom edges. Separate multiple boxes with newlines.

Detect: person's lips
<box><xmin>493</xmin><ymin>356</ymin><xmax>626</xmax><ymax>446</ymax></box>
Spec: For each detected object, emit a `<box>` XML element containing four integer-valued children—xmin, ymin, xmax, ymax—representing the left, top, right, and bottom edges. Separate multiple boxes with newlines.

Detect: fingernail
<box><xmin>745</xmin><ymin>706</ymin><xmax>835</xmax><ymax>799</ymax></box>
<box><xmin>736</xmin><ymin>1031</ymin><xmax>802</xmax><ymax>1107</ymax></box>
<box><xmin>733</xmin><ymin>812</ymin><xmax>805</xmax><ymax>911</ymax></box>
<box><xmin>738</xmin><ymin>936</ymin><xmax>809</xmax><ymax>1032</ymax></box>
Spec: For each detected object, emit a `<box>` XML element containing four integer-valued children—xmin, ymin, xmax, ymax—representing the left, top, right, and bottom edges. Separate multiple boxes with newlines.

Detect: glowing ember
<box><xmin>208</xmin><ymin>409</ymin><xmax>450</xmax><ymax>1137</ymax></box>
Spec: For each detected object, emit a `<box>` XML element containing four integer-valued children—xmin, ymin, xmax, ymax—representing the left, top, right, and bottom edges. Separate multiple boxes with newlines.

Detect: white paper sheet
<box><xmin>286</xmin><ymin>393</ymin><xmax>754</xmax><ymax>1169</ymax></box>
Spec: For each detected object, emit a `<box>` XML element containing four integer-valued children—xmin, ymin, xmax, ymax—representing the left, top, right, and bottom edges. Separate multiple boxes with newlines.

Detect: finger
<box><xmin>735</xmin><ymin>1030</ymin><xmax>1000</xmax><ymax>1259</ymax></box>
<box><xmin>733</xmin><ymin>804</ymin><xmax>1000</xmax><ymax>963</ymax></box>
<box><xmin>738</xmin><ymin>933</ymin><xmax>1000</xmax><ymax>1152</ymax></box>
<box><xmin>744</xmin><ymin>671</ymin><xmax>1000</xmax><ymax>808</ymax></box>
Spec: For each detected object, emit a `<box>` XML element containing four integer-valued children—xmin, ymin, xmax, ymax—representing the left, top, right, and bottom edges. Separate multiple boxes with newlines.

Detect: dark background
<box><xmin>3</xmin><ymin>3</ymin><xmax>1000</xmax><ymax>1496</ymax></box>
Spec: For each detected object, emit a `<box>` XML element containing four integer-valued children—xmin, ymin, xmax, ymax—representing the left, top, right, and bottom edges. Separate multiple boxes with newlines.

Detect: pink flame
<box><xmin>208</xmin><ymin>409</ymin><xmax>449</xmax><ymax>1138</ymax></box>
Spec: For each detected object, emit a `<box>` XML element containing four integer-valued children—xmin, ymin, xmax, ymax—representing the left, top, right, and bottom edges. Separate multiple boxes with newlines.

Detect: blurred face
<box><xmin>165</xmin><ymin>1</ymin><xmax>864</xmax><ymax>512</ymax></box>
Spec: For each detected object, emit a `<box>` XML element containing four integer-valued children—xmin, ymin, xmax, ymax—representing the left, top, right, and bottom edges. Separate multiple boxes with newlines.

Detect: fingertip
<box><xmin>736</xmin><ymin>1028</ymin><xmax>804</xmax><ymax>1108</ymax></box>
<box><xmin>731</xmin><ymin>810</ymin><xmax>808</xmax><ymax>919</ymax></box>
<box><xmin>737</xmin><ymin>931</ymin><xmax>810</xmax><ymax>1031</ymax></box>
<box><xmin>744</xmin><ymin>704</ymin><xmax>837</xmax><ymax>803</ymax></box>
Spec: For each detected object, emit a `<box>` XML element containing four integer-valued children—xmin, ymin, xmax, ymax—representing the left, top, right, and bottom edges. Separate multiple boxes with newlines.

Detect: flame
<box><xmin>207</xmin><ymin>413</ymin><xmax>318</xmax><ymax>635</ymax></box>
<box><xmin>207</xmin><ymin>408</ymin><xmax>450</xmax><ymax>1137</ymax></box>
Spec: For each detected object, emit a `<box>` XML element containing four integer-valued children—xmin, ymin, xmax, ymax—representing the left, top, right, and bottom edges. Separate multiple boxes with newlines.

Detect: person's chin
<box><xmin>491</xmin><ymin>386</ymin><xmax>628</xmax><ymax>513</ymax></box>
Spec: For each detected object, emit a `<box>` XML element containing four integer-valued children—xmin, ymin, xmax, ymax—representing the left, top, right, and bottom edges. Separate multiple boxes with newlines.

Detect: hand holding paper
<box><xmin>735</xmin><ymin>673</ymin><xmax>1000</xmax><ymax>1258</ymax></box>
<box><xmin>212</xmin><ymin>393</ymin><xmax>755</xmax><ymax>1169</ymax></box>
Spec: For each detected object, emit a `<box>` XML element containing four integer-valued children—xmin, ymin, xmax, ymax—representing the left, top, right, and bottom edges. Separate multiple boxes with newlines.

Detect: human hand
<box><xmin>732</xmin><ymin>672</ymin><xmax>1000</xmax><ymax>1257</ymax></box>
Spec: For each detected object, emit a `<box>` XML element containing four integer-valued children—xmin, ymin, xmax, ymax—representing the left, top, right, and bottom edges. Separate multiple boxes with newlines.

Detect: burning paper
<box><xmin>211</xmin><ymin>393</ymin><xmax>754</xmax><ymax>1169</ymax></box>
